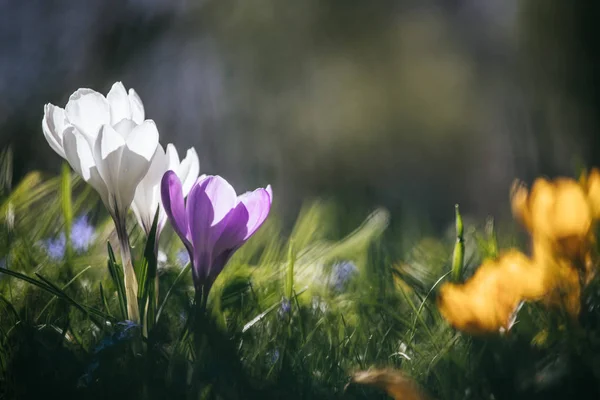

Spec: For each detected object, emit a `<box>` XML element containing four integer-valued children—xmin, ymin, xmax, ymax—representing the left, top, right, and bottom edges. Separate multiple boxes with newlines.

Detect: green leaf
<box><xmin>0</xmin><ymin>293</ymin><xmax>19</xmax><ymax>322</ymax></box>
<box><xmin>286</xmin><ymin>240</ymin><xmax>295</xmax><ymax>299</ymax></box>
<box><xmin>107</xmin><ymin>241</ymin><xmax>128</xmax><ymax>320</ymax></box>
<box><xmin>99</xmin><ymin>283</ymin><xmax>113</xmax><ymax>318</ymax></box>
<box><xmin>138</xmin><ymin>207</ymin><xmax>160</xmax><ymax>335</ymax></box>
<box><xmin>0</xmin><ymin>267</ymin><xmax>111</xmax><ymax>326</ymax></box>
<box><xmin>35</xmin><ymin>265</ymin><xmax>92</xmax><ymax>322</ymax></box>
<box><xmin>34</xmin><ymin>273</ymin><xmax>110</xmax><ymax>324</ymax></box>
<box><xmin>156</xmin><ymin>263</ymin><xmax>191</xmax><ymax>324</ymax></box>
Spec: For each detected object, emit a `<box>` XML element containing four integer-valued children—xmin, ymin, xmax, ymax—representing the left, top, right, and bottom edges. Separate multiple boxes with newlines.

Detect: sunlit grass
<box><xmin>0</xmin><ymin>148</ymin><xmax>600</xmax><ymax>399</ymax></box>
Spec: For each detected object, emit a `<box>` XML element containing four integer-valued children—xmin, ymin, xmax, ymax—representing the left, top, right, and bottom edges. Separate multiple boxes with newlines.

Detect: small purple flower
<box><xmin>330</xmin><ymin>261</ymin><xmax>358</xmax><ymax>292</ymax></box>
<box><xmin>44</xmin><ymin>235</ymin><xmax>67</xmax><ymax>260</ymax></box>
<box><xmin>161</xmin><ymin>172</ymin><xmax>272</xmax><ymax>296</ymax></box>
<box><xmin>278</xmin><ymin>297</ymin><xmax>292</xmax><ymax>319</ymax></box>
<box><xmin>176</xmin><ymin>248</ymin><xmax>190</xmax><ymax>267</ymax></box>
<box><xmin>71</xmin><ymin>215</ymin><xmax>95</xmax><ymax>252</ymax></box>
<box><xmin>41</xmin><ymin>215</ymin><xmax>95</xmax><ymax>260</ymax></box>
<box><xmin>115</xmin><ymin>320</ymin><xmax>140</xmax><ymax>340</ymax></box>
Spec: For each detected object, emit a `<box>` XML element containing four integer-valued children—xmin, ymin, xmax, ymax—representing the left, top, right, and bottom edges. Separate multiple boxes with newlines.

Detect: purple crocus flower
<box><xmin>278</xmin><ymin>297</ymin><xmax>292</xmax><ymax>319</ymax></box>
<box><xmin>161</xmin><ymin>171</ymin><xmax>272</xmax><ymax>297</ymax></box>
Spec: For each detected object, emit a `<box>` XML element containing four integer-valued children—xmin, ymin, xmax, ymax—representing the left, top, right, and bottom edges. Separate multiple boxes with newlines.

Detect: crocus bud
<box><xmin>451</xmin><ymin>204</ymin><xmax>465</xmax><ymax>282</ymax></box>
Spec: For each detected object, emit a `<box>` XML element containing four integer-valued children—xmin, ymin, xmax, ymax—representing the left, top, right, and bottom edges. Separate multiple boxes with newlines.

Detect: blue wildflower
<box><xmin>330</xmin><ymin>261</ymin><xmax>358</xmax><ymax>292</ymax></box>
<box><xmin>44</xmin><ymin>235</ymin><xmax>67</xmax><ymax>260</ymax></box>
<box><xmin>71</xmin><ymin>215</ymin><xmax>95</xmax><ymax>252</ymax></box>
<box><xmin>278</xmin><ymin>297</ymin><xmax>292</xmax><ymax>319</ymax></box>
<box><xmin>116</xmin><ymin>320</ymin><xmax>140</xmax><ymax>340</ymax></box>
<box><xmin>176</xmin><ymin>249</ymin><xmax>190</xmax><ymax>267</ymax></box>
<box><xmin>41</xmin><ymin>215</ymin><xmax>95</xmax><ymax>260</ymax></box>
<box><xmin>93</xmin><ymin>321</ymin><xmax>139</xmax><ymax>353</ymax></box>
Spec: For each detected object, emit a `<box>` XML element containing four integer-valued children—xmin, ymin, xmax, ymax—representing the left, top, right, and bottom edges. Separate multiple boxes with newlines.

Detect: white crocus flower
<box><xmin>42</xmin><ymin>82</ymin><xmax>157</xmax><ymax>220</ymax></box>
<box><xmin>131</xmin><ymin>144</ymin><xmax>199</xmax><ymax>237</ymax></box>
<box><xmin>42</xmin><ymin>81</ymin><xmax>159</xmax><ymax>324</ymax></box>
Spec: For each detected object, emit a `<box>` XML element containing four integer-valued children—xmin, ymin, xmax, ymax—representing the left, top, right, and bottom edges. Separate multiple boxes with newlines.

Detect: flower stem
<box><xmin>153</xmin><ymin>235</ymin><xmax>160</xmax><ymax>309</ymax></box>
<box><xmin>60</xmin><ymin>162</ymin><xmax>73</xmax><ymax>278</ymax></box>
<box><xmin>115</xmin><ymin>214</ymin><xmax>140</xmax><ymax>324</ymax></box>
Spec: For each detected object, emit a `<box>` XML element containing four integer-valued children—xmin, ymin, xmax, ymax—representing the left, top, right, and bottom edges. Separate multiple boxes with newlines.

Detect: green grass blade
<box><xmin>0</xmin><ymin>267</ymin><xmax>61</xmax><ymax>296</ymax></box>
<box><xmin>156</xmin><ymin>263</ymin><xmax>191</xmax><ymax>323</ymax></box>
<box><xmin>286</xmin><ymin>240</ymin><xmax>295</xmax><ymax>299</ymax></box>
<box><xmin>107</xmin><ymin>241</ymin><xmax>128</xmax><ymax>320</ymax></box>
<box><xmin>138</xmin><ymin>208</ymin><xmax>159</xmax><ymax>334</ymax></box>
<box><xmin>99</xmin><ymin>283</ymin><xmax>113</xmax><ymax>318</ymax></box>
<box><xmin>0</xmin><ymin>267</ymin><xmax>111</xmax><ymax>325</ymax></box>
<box><xmin>35</xmin><ymin>265</ymin><xmax>92</xmax><ymax>322</ymax></box>
<box><xmin>0</xmin><ymin>294</ymin><xmax>19</xmax><ymax>321</ymax></box>
<box><xmin>34</xmin><ymin>273</ymin><xmax>109</xmax><ymax>325</ymax></box>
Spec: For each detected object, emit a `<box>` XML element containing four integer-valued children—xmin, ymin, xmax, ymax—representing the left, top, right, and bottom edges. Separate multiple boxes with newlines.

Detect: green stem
<box><xmin>61</xmin><ymin>162</ymin><xmax>73</xmax><ymax>265</ymax></box>
<box><xmin>114</xmin><ymin>211</ymin><xmax>140</xmax><ymax>324</ymax></box>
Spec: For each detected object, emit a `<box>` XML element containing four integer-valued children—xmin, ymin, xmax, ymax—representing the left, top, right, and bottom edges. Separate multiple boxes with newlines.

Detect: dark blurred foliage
<box><xmin>2</xmin><ymin>0</ymin><xmax>600</xmax><ymax>230</ymax></box>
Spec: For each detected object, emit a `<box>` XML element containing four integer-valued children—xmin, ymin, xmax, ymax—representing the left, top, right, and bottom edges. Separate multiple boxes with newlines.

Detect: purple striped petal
<box><xmin>161</xmin><ymin>171</ymin><xmax>190</xmax><ymax>248</ymax></box>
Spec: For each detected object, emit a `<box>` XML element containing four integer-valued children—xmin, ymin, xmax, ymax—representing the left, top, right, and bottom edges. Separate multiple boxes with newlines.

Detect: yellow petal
<box><xmin>587</xmin><ymin>168</ymin><xmax>600</xmax><ymax>218</ymax></box>
<box><xmin>437</xmin><ymin>251</ymin><xmax>545</xmax><ymax>334</ymax></box>
<box><xmin>498</xmin><ymin>250</ymin><xmax>546</xmax><ymax>300</ymax></box>
<box><xmin>510</xmin><ymin>180</ymin><xmax>532</xmax><ymax>231</ymax></box>
<box><xmin>551</xmin><ymin>179</ymin><xmax>592</xmax><ymax>240</ymax></box>
<box><xmin>350</xmin><ymin>369</ymin><xmax>430</xmax><ymax>400</ymax></box>
<box><xmin>532</xmin><ymin>238</ymin><xmax>582</xmax><ymax>317</ymax></box>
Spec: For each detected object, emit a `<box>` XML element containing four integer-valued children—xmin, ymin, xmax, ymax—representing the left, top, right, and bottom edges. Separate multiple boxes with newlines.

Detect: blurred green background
<box><xmin>1</xmin><ymin>0</ymin><xmax>600</xmax><ymax>230</ymax></box>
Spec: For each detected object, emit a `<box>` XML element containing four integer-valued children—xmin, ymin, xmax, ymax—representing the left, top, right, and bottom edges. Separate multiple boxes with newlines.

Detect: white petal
<box><xmin>133</xmin><ymin>145</ymin><xmax>167</xmax><ymax>233</ymax></box>
<box><xmin>125</xmin><ymin>120</ymin><xmax>159</xmax><ymax>161</ymax></box>
<box><xmin>42</xmin><ymin>104</ymin><xmax>68</xmax><ymax>159</ymax></box>
<box><xmin>165</xmin><ymin>143</ymin><xmax>180</xmax><ymax>171</ymax></box>
<box><xmin>113</xmin><ymin>118</ymin><xmax>138</xmax><ymax>139</ymax></box>
<box><xmin>130</xmin><ymin>202</ymin><xmax>144</xmax><ymax>233</ymax></box>
<box><xmin>177</xmin><ymin>147</ymin><xmax>200</xmax><ymax>197</ymax></box>
<box><xmin>118</xmin><ymin>150</ymin><xmax>155</xmax><ymax>218</ymax></box>
<box><xmin>93</xmin><ymin>125</ymin><xmax>126</xmax><ymax>214</ymax></box>
<box><xmin>63</xmin><ymin>128</ymin><xmax>109</xmax><ymax>205</ymax></box>
<box><xmin>64</xmin><ymin>89</ymin><xmax>110</xmax><ymax>143</ymax></box>
<box><xmin>128</xmin><ymin>89</ymin><xmax>145</xmax><ymax>124</ymax></box>
<box><xmin>107</xmin><ymin>82</ymin><xmax>132</xmax><ymax>125</ymax></box>
<box><xmin>115</xmin><ymin>121</ymin><xmax>159</xmax><ymax>215</ymax></box>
